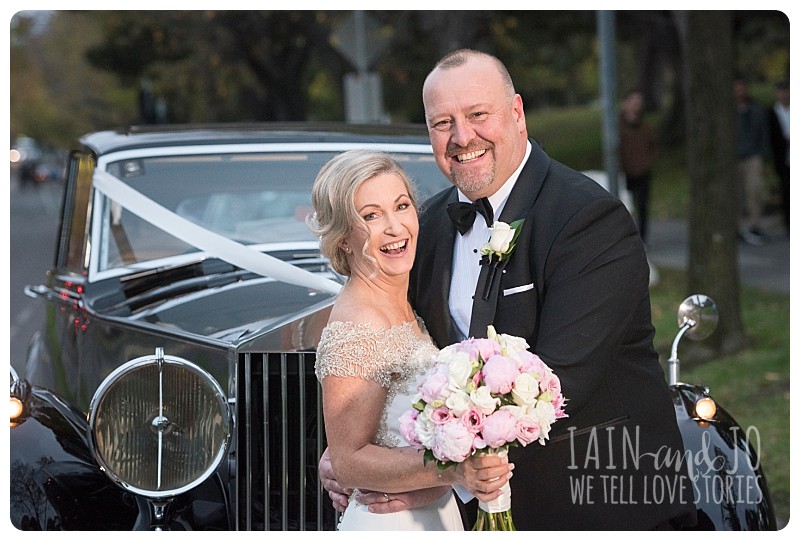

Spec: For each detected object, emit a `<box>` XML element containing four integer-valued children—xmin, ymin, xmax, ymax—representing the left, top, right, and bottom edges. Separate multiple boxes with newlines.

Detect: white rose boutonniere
<box><xmin>480</xmin><ymin>219</ymin><xmax>524</xmax><ymax>263</ymax></box>
<box><xmin>478</xmin><ymin>219</ymin><xmax>525</xmax><ymax>300</ymax></box>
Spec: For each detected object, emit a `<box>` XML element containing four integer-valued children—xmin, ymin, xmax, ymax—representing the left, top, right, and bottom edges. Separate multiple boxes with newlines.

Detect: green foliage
<box><xmin>649</xmin><ymin>267</ymin><xmax>790</xmax><ymax>525</ymax></box>
<box><xmin>526</xmin><ymin>106</ymin><xmax>603</xmax><ymax>171</ymax></box>
<box><xmin>526</xmin><ymin>106</ymin><xmax>693</xmax><ymax>222</ymax></box>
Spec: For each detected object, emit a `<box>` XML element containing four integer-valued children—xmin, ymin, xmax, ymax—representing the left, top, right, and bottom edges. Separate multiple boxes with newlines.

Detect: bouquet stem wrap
<box><xmin>473</xmin><ymin>449</ymin><xmax>515</xmax><ymax>530</ymax></box>
<box><xmin>478</xmin><ymin>480</ymin><xmax>511</xmax><ymax>513</ymax></box>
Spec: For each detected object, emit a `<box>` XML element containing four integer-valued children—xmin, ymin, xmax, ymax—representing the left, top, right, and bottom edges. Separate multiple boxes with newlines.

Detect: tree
<box><xmin>83</xmin><ymin>11</ymin><xmax>346</xmax><ymax>123</ymax></box>
<box><xmin>11</xmin><ymin>11</ymin><xmax>139</xmax><ymax>147</ymax></box>
<box><xmin>674</xmin><ymin>11</ymin><xmax>748</xmax><ymax>355</ymax></box>
<box><xmin>616</xmin><ymin>11</ymin><xmax>685</xmax><ymax>146</ymax></box>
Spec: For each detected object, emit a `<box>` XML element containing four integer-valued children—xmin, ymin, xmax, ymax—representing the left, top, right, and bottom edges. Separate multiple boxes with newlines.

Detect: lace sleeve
<box><xmin>315</xmin><ymin>322</ymin><xmax>394</xmax><ymax>387</ymax></box>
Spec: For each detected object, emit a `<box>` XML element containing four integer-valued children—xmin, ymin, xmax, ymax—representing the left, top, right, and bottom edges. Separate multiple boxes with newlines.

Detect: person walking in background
<box><xmin>619</xmin><ymin>89</ymin><xmax>657</xmax><ymax>244</ymax></box>
<box><xmin>734</xmin><ymin>76</ymin><xmax>770</xmax><ymax>245</ymax></box>
<box><xmin>768</xmin><ymin>79</ymin><xmax>789</xmax><ymax>236</ymax></box>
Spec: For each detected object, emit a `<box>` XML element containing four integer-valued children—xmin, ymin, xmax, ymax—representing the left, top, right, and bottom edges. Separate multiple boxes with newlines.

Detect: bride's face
<box><xmin>346</xmin><ymin>173</ymin><xmax>418</xmax><ymax>281</ymax></box>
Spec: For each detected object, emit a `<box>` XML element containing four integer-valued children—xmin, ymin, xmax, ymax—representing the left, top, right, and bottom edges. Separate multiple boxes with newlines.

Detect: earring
<box><xmin>342</xmin><ymin>245</ymin><xmax>351</xmax><ymax>253</ymax></box>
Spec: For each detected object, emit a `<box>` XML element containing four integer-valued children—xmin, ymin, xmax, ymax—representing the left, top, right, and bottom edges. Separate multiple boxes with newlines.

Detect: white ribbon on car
<box><xmin>93</xmin><ymin>169</ymin><xmax>342</xmax><ymax>295</ymax></box>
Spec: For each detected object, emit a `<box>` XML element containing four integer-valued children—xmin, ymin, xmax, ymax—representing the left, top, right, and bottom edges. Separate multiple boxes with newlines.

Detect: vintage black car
<box><xmin>10</xmin><ymin>124</ymin><xmax>775</xmax><ymax>531</ymax></box>
<box><xmin>10</xmin><ymin>124</ymin><xmax>450</xmax><ymax>530</ymax></box>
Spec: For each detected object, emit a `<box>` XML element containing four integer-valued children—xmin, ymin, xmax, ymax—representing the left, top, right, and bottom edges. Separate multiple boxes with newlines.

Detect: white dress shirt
<box><xmin>448</xmin><ymin>141</ymin><xmax>532</xmax><ymax>340</ymax></box>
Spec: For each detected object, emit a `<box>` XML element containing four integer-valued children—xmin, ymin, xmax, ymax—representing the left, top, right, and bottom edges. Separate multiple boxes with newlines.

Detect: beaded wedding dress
<box><xmin>315</xmin><ymin>319</ymin><xmax>464</xmax><ymax>531</ymax></box>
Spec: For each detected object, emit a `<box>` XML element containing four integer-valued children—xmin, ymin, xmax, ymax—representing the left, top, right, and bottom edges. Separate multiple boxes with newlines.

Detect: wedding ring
<box><xmin>383</xmin><ymin>493</ymin><xmax>390</xmax><ymax>502</ymax></box>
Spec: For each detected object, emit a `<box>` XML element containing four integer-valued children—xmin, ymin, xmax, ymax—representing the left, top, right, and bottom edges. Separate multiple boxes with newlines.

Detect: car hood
<box><xmin>104</xmin><ymin>276</ymin><xmax>336</xmax><ymax>346</ymax></box>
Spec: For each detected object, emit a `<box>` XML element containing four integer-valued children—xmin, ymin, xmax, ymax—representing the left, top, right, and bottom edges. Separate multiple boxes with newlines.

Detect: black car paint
<box><xmin>671</xmin><ymin>384</ymin><xmax>776</xmax><ymax>530</ymax></box>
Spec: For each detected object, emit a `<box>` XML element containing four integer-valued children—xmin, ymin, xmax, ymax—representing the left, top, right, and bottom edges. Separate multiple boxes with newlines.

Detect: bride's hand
<box><xmin>356</xmin><ymin>486</ymin><xmax>451</xmax><ymax>514</ymax></box>
<box><xmin>319</xmin><ymin>447</ymin><xmax>352</xmax><ymax>513</ymax></box>
<box><xmin>453</xmin><ymin>454</ymin><xmax>514</xmax><ymax>503</ymax></box>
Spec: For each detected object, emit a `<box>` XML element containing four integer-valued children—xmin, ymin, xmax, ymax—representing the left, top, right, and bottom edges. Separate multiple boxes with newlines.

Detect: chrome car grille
<box><xmin>236</xmin><ymin>352</ymin><xmax>336</xmax><ymax>530</ymax></box>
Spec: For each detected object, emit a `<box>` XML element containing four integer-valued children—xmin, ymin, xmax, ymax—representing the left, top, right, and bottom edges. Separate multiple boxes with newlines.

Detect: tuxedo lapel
<box><xmin>468</xmin><ymin>140</ymin><xmax>550</xmax><ymax>338</ymax></box>
<box><xmin>418</xmin><ymin>189</ymin><xmax>460</xmax><ymax>346</ymax></box>
<box><xmin>497</xmin><ymin>141</ymin><xmax>550</xmax><ymax>224</ymax></box>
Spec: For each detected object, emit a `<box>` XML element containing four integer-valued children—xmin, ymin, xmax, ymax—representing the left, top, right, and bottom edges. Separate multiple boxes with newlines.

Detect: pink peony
<box><xmin>515</xmin><ymin>415</ymin><xmax>542</xmax><ymax>446</ymax></box>
<box><xmin>480</xmin><ymin>409</ymin><xmax>518</xmax><ymax>448</ymax></box>
<box><xmin>482</xmin><ymin>354</ymin><xmax>520</xmax><ymax>394</ymax></box>
<box><xmin>431</xmin><ymin>419</ymin><xmax>475</xmax><ymax>462</ymax></box>
<box><xmin>519</xmin><ymin>351</ymin><xmax>548</xmax><ymax>377</ymax></box>
<box><xmin>418</xmin><ymin>363</ymin><xmax>450</xmax><ymax>403</ymax></box>
<box><xmin>399</xmin><ymin>409</ymin><xmax>422</xmax><ymax>448</ymax></box>
<box><xmin>463</xmin><ymin>338</ymin><xmax>502</xmax><ymax>362</ymax></box>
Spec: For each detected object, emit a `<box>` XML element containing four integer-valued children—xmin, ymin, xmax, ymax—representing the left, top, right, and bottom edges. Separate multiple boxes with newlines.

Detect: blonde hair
<box><xmin>307</xmin><ymin>150</ymin><xmax>418</xmax><ymax>277</ymax></box>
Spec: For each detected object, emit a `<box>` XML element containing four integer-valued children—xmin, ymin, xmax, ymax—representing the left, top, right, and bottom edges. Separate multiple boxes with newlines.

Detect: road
<box><xmin>7</xmin><ymin>169</ymin><xmax>63</xmax><ymax>373</ymax></box>
<box><xmin>647</xmin><ymin>214</ymin><xmax>790</xmax><ymax>295</ymax></box>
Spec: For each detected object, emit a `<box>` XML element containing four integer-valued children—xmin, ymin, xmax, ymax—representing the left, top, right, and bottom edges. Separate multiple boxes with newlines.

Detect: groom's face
<box><xmin>422</xmin><ymin>56</ymin><xmax>527</xmax><ymax>201</ymax></box>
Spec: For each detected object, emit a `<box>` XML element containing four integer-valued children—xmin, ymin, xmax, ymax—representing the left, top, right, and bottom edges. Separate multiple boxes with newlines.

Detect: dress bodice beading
<box><xmin>315</xmin><ymin>320</ymin><xmax>439</xmax><ymax>447</ymax></box>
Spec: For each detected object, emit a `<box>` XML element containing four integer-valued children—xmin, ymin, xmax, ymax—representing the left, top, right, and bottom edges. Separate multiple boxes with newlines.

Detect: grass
<box><xmin>531</xmin><ymin>105</ymin><xmax>790</xmax><ymax>526</ymax></box>
<box><xmin>649</xmin><ymin>267</ymin><xmax>790</xmax><ymax>527</ymax></box>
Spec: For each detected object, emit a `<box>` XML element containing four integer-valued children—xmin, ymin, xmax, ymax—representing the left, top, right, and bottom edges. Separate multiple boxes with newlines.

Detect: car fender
<box><xmin>10</xmin><ymin>381</ymin><xmax>137</xmax><ymax>530</ymax></box>
<box><xmin>672</xmin><ymin>384</ymin><xmax>776</xmax><ymax>530</ymax></box>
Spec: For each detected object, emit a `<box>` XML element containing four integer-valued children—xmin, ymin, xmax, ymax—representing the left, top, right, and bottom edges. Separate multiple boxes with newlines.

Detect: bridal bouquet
<box><xmin>399</xmin><ymin>326</ymin><xmax>568</xmax><ymax>531</ymax></box>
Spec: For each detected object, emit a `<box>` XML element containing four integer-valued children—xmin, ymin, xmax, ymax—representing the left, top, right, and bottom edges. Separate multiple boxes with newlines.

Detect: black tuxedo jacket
<box><xmin>409</xmin><ymin>141</ymin><xmax>696</xmax><ymax>530</ymax></box>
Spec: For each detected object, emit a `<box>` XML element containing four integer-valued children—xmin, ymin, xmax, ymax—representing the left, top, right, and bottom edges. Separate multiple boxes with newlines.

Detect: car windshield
<box><xmin>96</xmin><ymin>150</ymin><xmax>447</xmax><ymax>274</ymax></box>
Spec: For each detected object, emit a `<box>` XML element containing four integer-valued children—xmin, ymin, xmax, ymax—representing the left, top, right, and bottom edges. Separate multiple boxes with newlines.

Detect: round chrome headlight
<box><xmin>88</xmin><ymin>348</ymin><xmax>230</xmax><ymax>498</ymax></box>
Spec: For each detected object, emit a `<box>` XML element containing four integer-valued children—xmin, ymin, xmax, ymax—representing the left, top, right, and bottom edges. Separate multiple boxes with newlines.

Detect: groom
<box><xmin>321</xmin><ymin>49</ymin><xmax>696</xmax><ymax>530</ymax></box>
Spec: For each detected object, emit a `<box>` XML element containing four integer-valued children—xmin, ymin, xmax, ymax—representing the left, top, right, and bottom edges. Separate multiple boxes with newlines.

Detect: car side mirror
<box><xmin>668</xmin><ymin>294</ymin><xmax>719</xmax><ymax>385</ymax></box>
<box><xmin>677</xmin><ymin>294</ymin><xmax>719</xmax><ymax>341</ymax></box>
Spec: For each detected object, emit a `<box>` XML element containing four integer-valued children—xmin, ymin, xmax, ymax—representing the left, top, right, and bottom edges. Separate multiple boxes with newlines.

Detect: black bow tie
<box><xmin>447</xmin><ymin>197</ymin><xmax>494</xmax><ymax>235</ymax></box>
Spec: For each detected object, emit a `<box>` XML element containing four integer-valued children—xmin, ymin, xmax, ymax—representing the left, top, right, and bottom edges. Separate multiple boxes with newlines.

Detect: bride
<box><xmin>308</xmin><ymin>150</ymin><xmax>513</xmax><ymax>531</ymax></box>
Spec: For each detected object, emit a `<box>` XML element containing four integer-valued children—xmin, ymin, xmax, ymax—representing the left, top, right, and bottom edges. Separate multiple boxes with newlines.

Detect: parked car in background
<box><xmin>11</xmin><ymin>135</ymin><xmax>66</xmax><ymax>187</ymax></box>
<box><xmin>10</xmin><ymin>135</ymin><xmax>43</xmax><ymax>187</ymax></box>
<box><xmin>10</xmin><ymin>123</ymin><xmax>449</xmax><ymax>530</ymax></box>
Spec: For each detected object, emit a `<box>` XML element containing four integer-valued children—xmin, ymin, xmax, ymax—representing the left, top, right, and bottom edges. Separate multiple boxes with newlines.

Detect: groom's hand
<box><xmin>356</xmin><ymin>486</ymin><xmax>451</xmax><ymax>514</ymax></box>
<box><xmin>319</xmin><ymin>447</ymin><xmax>352</xmax><ymax>513</ymax></box>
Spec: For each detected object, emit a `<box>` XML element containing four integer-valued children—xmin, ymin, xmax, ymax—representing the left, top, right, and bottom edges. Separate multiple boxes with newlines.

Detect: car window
<box><xmin>96</xmin><ymin>151</ymin><xmax>448</xmax><ymax>273</ymax></box>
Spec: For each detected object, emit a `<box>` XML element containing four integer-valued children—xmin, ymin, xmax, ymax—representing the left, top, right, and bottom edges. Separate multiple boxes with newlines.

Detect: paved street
<box><xmin>8</xmin><ymin>172</ymin><xmax>64</xmax><ymax>372</ymax></box>
<box><xmin>647</xmin><ymin>214</ymin><xmax>790</xmax><ymax>294</ymax></box>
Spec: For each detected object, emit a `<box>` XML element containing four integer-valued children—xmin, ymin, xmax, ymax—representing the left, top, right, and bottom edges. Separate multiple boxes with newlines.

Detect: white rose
<box><xmin>496</xmin><ymin>333</ymin><xmax>530</xmax><ymax>356</ymax></box>
<box><xmin>416</xmin><ymin>406</ymin><xmax>436</xmax><ymax>447</ymax></box>
<box><xmin>470</xmin><ymin>385</ymin><xmax>500</xmax><ymax>415</ymax></box>
<box><xmin>438</xmin><ymin>343</ymin><xmax>461</xmax><ymax>356</ymax></box>
<box><xmin>435</xmin><ymin>346</ymin><xmax>462</xmax><ymax>368</ymax></box>
<box><xmin>511</xmin><ymin>372</ymin><xmax>539</xmax><ymax>406</ymax></box>
<box><xmin>445</xmin><ymin>389</ymin><xmax>472</xmax><ymax>416</ymax></box>
<box><xmin>532</xmin><ymin>399</ymin><xmax>557</xmax><ymax>427</ymax></box>
<box><xmin>447</xmin><ymin>352</ymin><xmax>473</xmax><ymax>390</ymax></box>
<box><xmin>486</xmin><ymin>222</ymin><xmax>515</xmax><ymax>253</ymax></box>
<box><xmin>500</xmin><ymin>404</ymin><xmax>525</xmax><ymax>418</ymax></box>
